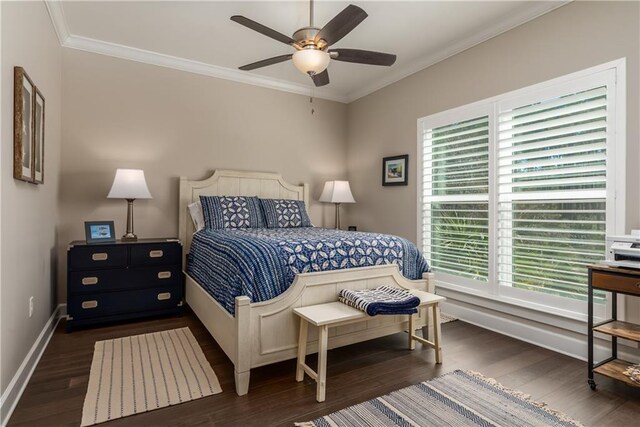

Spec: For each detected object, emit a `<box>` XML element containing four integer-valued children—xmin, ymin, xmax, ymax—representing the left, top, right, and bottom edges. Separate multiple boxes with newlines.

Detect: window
<box><xmin>498</xmin><ymin>86</ymin><xmax>608</xmax><ymax>303</ymax></box>
<box><xmin>422</xmin><ymin>115</ymin><xmax>490</xmax><ymax>283</ymax></box>
<box><xmin>419</xmin><ymin>61</ymin><xmax>624</xmax><ymax>316</ymax></box>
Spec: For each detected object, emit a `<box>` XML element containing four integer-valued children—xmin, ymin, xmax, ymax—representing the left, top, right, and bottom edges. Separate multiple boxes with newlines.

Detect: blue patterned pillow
<box><xmin>200</xmin><ymin>196</ymin><xmax>265</xmax><ymax>229</ymax></box>
<box><xmin>260</xmin><ymin>198</ymin><xmax>312</xmax><ymax>228</ymax></box>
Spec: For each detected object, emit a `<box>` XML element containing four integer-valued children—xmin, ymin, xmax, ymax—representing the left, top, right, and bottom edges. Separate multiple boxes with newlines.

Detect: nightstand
<box><xmin>66</xmin><ymin>238</ymin><xmax>184</xmax><ymax>330</ymax></box>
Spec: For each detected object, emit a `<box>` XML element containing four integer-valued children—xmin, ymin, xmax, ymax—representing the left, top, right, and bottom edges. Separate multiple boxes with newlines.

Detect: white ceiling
<box><xmin>51</xmin><ymin>1</ymin><xmax>567</xmax><ymax>102</ymax></box>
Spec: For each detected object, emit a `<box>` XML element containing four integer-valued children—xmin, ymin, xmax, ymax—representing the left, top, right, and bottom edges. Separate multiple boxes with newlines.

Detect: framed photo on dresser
<box><xmin>85</xmin><ymin>221</ymin><xmax>116</xmax><ymax>244</ymax></box>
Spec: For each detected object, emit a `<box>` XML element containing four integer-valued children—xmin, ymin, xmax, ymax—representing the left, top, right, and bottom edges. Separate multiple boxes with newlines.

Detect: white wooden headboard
<box><xmin>178</xmin><ymin>169</ymin><xmax>310</xmax><ymax>265</ymax></box>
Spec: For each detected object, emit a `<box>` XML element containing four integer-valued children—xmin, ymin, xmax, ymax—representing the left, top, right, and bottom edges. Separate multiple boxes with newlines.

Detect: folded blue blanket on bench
<box><xmin>338</xmin><ymin>285</ymin><xmax>421</xmax><ymax>316</ymax></box>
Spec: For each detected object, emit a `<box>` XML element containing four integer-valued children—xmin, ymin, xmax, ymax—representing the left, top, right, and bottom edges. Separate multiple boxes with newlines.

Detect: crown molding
<box><xmin>44</xmin><ymin>0</ymin><xmax>70</xmax><ymax>44</ymax></box>
<box><xmin>45</xmin><ymin>1</ymin><xmax>569</xmax><ymax>105</ymax></box>
<box><xmin>344</xmin><ymin>1</ymin><xmax>571</xmax><ymax>103</ymax></box>
<box><xmin>43</xmin><ymin>2</ymin><xmax>347</xmax><ymax>103</ymax></box>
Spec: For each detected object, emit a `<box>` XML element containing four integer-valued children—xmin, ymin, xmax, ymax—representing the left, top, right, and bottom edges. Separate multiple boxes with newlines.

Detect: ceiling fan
<box><xmin>231</xmin><ymin>1</ymin><xmax>397</xmax><ymax>87</ymax></box>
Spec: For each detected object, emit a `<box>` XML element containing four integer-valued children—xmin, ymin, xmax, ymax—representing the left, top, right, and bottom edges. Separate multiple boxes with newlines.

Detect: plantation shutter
<box><xmin>497</xmin><ymin>86</ymin><xmax>608</xmax><ymax>300</ymax></box>
<box><xmin>422</xmin><ymin>115</ymin><xmax>490</xmax><ymax>282</ymax></box>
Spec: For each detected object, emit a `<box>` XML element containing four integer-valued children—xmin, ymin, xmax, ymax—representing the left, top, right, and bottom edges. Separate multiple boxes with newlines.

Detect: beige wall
<box><xmin>346</xmin><ymin>1</ymin><xmax>640</xmax><ymax>239</ymax></box>
<box><xmin>1</xmin><ymin>1</ymin><xmax>62</xmax><ymax>398</ymax></box>
<box><xmin>58</xmin><ymin>49</ymin><xmax>348</xmax><ymax>301</ymax></box>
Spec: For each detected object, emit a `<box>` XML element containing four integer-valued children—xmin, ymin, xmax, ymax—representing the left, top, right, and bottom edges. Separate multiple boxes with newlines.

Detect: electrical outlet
<box><xmin>29</xmin><ymin>296</ymin><xmax>34</xmax><ymax>318</ymax></box>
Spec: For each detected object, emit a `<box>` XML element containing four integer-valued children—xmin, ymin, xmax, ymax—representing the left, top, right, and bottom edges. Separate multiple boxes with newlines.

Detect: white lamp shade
<box><xmin>292</xmin><ymin>49</ymin><xmax>330</xmax><ymax>75</ymax></box>
<box><xmin>319</xmin><ymin>180</ymin><xmax>356</xmax><ymax>204</ymax></box>
<box><xmin>107</xmin><ymin>169</ymin><xmax>152</xmax><ymax>199</ymax></box>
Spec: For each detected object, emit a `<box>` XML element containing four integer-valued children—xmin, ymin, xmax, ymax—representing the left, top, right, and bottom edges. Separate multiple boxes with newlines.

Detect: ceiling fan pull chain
<box><xmin>310</xmin><ymin>85</ymin><xmax>315</xmax><ymax>115</ymax></box>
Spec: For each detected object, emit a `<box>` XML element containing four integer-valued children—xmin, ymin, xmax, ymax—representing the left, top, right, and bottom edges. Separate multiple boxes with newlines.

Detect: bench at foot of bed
<box><xmin>294</xmin><ymin>290</ymin><xmax>446</xmax><ymax>402</ymax></box>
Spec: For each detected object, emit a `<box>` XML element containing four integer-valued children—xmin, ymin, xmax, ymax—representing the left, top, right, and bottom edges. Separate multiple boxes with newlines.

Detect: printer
<box><xmin>605</xmin><ymin>234</ymin><xmax>640</xmax><ymax>268</ymax></box>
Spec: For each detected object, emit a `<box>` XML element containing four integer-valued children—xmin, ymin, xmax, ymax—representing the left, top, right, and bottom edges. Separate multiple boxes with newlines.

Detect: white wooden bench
<box><xmin>293</xmin><ymin>289</ymin><xmax>446</xmax><ymax>402</ymax></box>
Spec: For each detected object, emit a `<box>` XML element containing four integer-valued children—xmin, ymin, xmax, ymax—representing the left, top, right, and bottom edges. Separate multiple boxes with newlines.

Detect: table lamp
<box><xmin>319</xmin><ymin>180</ymin><xmax>356</xmax><ymax>230</ymax></box>
<box><xmin>107</xmin><ymin>168</ymin><xmax>152</xmax><ymax>241</ymax></box>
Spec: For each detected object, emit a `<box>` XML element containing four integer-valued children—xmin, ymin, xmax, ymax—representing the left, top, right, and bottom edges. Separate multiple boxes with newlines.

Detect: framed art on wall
<box><xmin>84</xmin><ymin>221</ymin><xmax>116</xmax><ymax>244</ymax></box>
<box><xmin>13</xmin><ymin>67</ymin><xmax>35</xmax><ymax>182</ymax></box>
<box><xmin>33</xmin><ymin>88</ymin><xmax>45</xmax><ymax>184</ymax></box>
<box><xmin>382</xmin><ymin>154</ymin><xmax>408</xmax><ymax>186</ymax></box>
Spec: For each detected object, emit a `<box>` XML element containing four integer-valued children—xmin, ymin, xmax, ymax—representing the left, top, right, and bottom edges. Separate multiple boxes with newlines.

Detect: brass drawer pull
<box><xmin>82</xmin><ymin>277</ymin><xmax>98</xmax><ymax>286</ymax></box>
<box><xmin>636</xmin><ymin>282</ymin><xmax>640</xmax><ymax>288</ymax></box>
<box><xmin>81</xmin><ymin>300</ymin><xmax>98</xmax><ymax>309</ymax></box>
<box><xmin>157</xmin><ymin>292</ymin><xmax>171</xmax><ymax>301</ymax></box>
<box><xmin>92</xmin><ymin>253</ymin><xmax>108</xmax><ymax>261</ymax></box>
<box><xmin>158</xmin><ymin>271</ymin><xmax>172</xmax><ymax>279</ymax></box>
<box><xmin>149</xmin><ymin>250</ymin><xmax>164</xmax><ymax>258</ymax></box>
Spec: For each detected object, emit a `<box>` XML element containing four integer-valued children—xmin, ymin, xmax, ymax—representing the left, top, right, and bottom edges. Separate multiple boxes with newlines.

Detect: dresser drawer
<box><xmin>68</xmin><ymin>287</ymin><xmax>182</xmax><ymax>319</ymax></box>
<box><xmin>592</xmin><ymin>271</ymin><xmax>640</xmax><ymax>295</ymax></box>
<box><xmin>130</xmin><ymin>243</ymin><xmax>181</xmax><ymax>266</ymax></box>
<box><xmin>69</xmin><ymin>269</ymin><xmax>127</xmax><ymax>294</ymax></box>
<box><xmin>69</xmin><ymin>266</ymin><xmax>182</xmax><ymax>294</ymax></box>
<box><xmin>69</xmin><ymin>245</ymin><xmax>127</xmax><ymax>270</ymax></box>
<box><xmin>129</xmin><ymin>266</ymin><xmax>182</xmax><ymax>288</ymax></box>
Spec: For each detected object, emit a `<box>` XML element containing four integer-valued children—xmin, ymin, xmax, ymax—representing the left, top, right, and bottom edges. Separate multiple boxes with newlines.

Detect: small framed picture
<box><xmin>84</xmin><ymin>221</ymin><xmax>116</xmax><ymax>244</ymax></box>
<box><xmin>14</xmin><ymin>67</ymin><xmax>35</xmax><ymax>183</ymax></box>
<box><xmin>33</xmin><ymin>88</ymin><xmax>45</xmax><ymax>184</ymax></box>
<box><xmin>382</xmin><ymin>154</ymin><xmax>408</xmax><ymax>186</ymax></box>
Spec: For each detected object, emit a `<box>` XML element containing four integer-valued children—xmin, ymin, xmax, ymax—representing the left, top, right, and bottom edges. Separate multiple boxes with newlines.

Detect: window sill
<box><xmin>435</xmin><ymin>280</ymin><xmax>605</xmax><ymax>334</ymax></box>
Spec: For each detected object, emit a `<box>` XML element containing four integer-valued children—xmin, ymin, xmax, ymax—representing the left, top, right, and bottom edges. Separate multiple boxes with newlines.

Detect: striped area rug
<box><xmin>81</xmin><ymin>327</ymin><xmax>221</xmax><ymax>426</ymax></box>
<box><xmin>297</xmin><ymin>370</ymin><xmax>583</xmax><ymax>427</ymax></box>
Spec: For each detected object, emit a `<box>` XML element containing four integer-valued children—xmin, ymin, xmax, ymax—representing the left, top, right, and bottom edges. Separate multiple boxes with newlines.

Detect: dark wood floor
<box><xmin>8</xmin><ymin>310</ymin><xmax>640</xmax><ymax>426</ymax></box>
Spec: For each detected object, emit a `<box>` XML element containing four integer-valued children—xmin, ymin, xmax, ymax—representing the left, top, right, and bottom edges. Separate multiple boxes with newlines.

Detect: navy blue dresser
<box><xmin>66</xmin><ymin>238</ymin><xmax>184</xmax><ymax>330</ymax></box>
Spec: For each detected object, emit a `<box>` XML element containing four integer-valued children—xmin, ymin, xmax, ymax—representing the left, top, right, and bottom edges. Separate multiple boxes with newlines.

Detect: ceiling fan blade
<box><xmin>330</xmin><ymin>49</ymin><xmax>396</xmax><ymax>66</ymax></box>
<box><xmin>315</xmin><ymin>5</ymin><xmax>368</xmax><ymax>46</ymax></box>
<box><xmin>231</xmin><ymin>15</ymin><xmax>295</xmax><ymax>45</ymax></box>
<box><xmin>311</xmin><ymin>69</ymin><xmax>330</xmax><ymax>87</ymax></box>
<box><xmin>239</xmin><ymin>54</ymin><xmax>293</xmax><ymax>71</ymax></box>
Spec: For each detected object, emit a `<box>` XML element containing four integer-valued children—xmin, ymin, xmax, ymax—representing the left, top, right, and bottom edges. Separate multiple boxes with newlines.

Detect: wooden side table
<box><xmin>294</xmin><ymin>290</ymin><xmax>446</xmax><ymax>402</ymax></box>
<box><xmin>587</xmin><ymin>264</ymin><xmax>640</xmax><ymax>389</ymax></box>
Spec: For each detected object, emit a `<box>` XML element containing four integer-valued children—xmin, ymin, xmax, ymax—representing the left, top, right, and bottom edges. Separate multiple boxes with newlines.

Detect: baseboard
<box><xmin>0</xmin><ymin>304</ymin><xmax>65</xmax><ymax>427</ymax></box>
<box><xmin>59</xmin><ymin>303</ymin><xmax>67</xmax><ymax>317</ymax></box>
<box><xmin>442</xmin><ymin>299</ymin><xmax>640</xmax><ymax>364</ymax></box>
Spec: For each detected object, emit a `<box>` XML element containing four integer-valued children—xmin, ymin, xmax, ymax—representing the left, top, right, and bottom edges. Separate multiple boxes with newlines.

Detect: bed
<box><xmin>179</xmin><ymin>170</ymin><xmax>435</xmax><ymax>395</ymax></box>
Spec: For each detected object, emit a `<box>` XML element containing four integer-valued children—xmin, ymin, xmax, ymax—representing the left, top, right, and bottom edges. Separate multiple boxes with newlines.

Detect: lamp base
<box><xmin>121</xmin><ymin>233</ymin><xmax>138</xmax><ymax>241</ymax></box>
<box><xmin>122</xmin><ymin>198</ymin><xmax>138</xmax><ymax>241</ymax></box>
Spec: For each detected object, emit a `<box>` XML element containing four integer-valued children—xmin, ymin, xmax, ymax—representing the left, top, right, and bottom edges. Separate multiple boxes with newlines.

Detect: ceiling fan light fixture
<box><xmin>292</xmin><ymin>49</ymin><xmax>330</xmax><ymax>76</ymax></box>
<box><xmin>233</xmin><ymin>3</ymin><xmax>394</xmax><ymax>88</ymax></box>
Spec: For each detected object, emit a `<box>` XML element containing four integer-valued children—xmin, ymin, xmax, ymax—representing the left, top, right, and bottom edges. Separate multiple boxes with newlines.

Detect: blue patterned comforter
<box><xmin>187</xmin><ymin>227</ymin><xmax>430</xmax><ymax>315</ymax></box>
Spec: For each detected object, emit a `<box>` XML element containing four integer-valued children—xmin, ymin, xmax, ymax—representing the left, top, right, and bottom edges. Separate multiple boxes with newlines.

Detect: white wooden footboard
<box><xmin>186</xmin><ymin>264</ymin><xmax>435</xmax><ymax>395</ymax></box>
